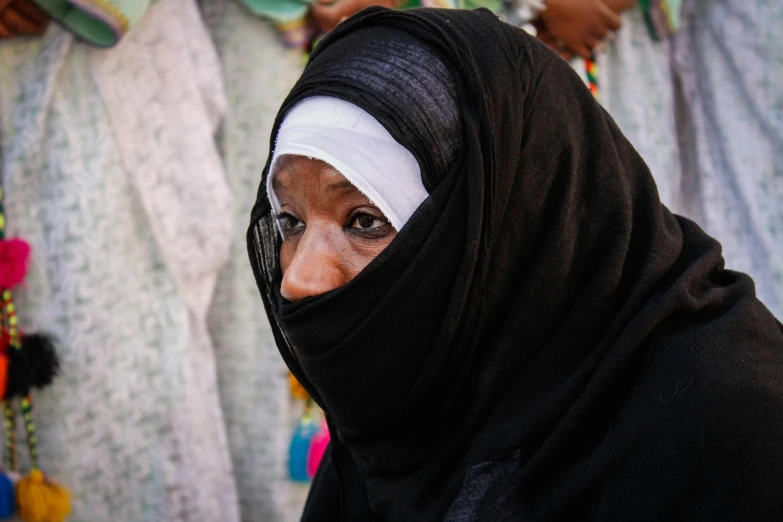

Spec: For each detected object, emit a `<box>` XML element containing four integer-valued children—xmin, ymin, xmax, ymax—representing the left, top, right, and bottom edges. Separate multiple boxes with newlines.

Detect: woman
<box><xmin>0</xmin><ymin>1</ymin><xmax>240</xmax><ymax>520</ymax></box>
<box><xmin>249</xmin><ymin>7</ymin><xmax>783</xmax><ymax>521</ymax></box>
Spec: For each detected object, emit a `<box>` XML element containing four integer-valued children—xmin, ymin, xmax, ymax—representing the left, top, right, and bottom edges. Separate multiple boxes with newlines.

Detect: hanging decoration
<box><xmin>0</xmin><ymin>472</ymin><xmax>14</xmax><ymax>519</ymax></box>
<box><xmin>0</xmin><ymin>186</ymin><xmax>70</xmax><ymax>522</ymax></box>
<box><xmin>306</xmin><ymin>418</ymin><xmax>330</xmax><ymax>480</ymax></box>
<box><xmin>287</xmin><ymin>373</ymin><xmax>330</xmax><ymax>482</ymax></box>
<box><xmin>585</xmin><ymin>55</ymin><xmax>599</xmax><ymax>100</ymax></box>
<box><xmin>288</xmin><ymin>400</ymin><xmax>318</xmax><ymax>483</ymax></box>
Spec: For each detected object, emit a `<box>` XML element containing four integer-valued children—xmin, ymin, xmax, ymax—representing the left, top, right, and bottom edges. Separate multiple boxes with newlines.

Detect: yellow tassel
<box><xmin>16</xmin><ymin>470</ymin><xmax>71</xmax><ymax>522</ymax></box>
<box><xmin>289</xmin><ymin>373</ymin><xmax>311</xmax><ymax>401</ymax></box>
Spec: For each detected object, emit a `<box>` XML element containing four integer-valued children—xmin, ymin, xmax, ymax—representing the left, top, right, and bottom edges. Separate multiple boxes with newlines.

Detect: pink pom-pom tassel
<box><xmin>306</xmin><ymin>419</ymin><xmax>330</xmax><ymax>479</ymax></box>
<box><xmin>0</xmin><ymin>239</ymin><xmax>30</xmax><ymax>289</ymax></box>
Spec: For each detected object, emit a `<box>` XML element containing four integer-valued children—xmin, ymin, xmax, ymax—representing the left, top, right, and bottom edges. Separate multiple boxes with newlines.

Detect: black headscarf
<box><xmin>248</xmin><ymin>8</ymin><xmax>783</xmax><ymax>521</ymax></box>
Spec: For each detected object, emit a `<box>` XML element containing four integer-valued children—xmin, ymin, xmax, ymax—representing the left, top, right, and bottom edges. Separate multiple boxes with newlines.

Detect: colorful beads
<box><xmin>586</xmin><ymin>56</ymin><xmax>599</xmax><ymax>100</ymax></box>
<box><xmin>0</xmin><ymin>162</ymin><xmax>68</xmax><ymax>519</ymax></box>
<box><xmin>2</xmin><ymin>291</ymin><xmax>20</xmax><ymax>347</ymax></box>
<box><xmin>4</xmin><ymin>402</ymin><xmax>16</xmax><ymax>471</ymax></box>
<box><xmin>21</xmin><ymin>396</ymin><xmax>38</xmax><ymax>470</ymax></box>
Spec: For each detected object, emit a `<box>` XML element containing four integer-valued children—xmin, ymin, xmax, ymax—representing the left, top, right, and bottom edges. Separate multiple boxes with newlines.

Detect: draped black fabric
<box><xmin>247</xmin><ymin>8</ymin><xmax>783</xmax><ymax>522</ymax></box>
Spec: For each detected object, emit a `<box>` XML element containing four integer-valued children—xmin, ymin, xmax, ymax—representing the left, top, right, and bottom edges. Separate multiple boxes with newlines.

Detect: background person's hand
<box><xmin>602</xmin><ymin>0</ymin><xmax>634</xmax><ymax>14</ymax></box>
<box><xmin>534</xmin><ymin>19</ymin><xmax>574</xmax><ymax>61</ymax></box>
<box><xmin>0</xmin><ymin>0</ymin><xmax>49</xmax><ymax>39</ymax></box>
<box><xmin>310</xmin><ymin>0</ymin><xmax>398</xmax><ymax>34</ymax></box>
<box><xmin>538</xmin><ymin>0</ymin><xmax>621</xmax><ymax>59</ymax></box>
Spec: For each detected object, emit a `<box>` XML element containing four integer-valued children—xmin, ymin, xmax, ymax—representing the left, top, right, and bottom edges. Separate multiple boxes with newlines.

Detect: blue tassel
<box><xmin>0</xmin><ymin>473</ymin><xmax>15</xmax><ymax>519</ymax></box>
<box><xmin>288</xmin><ymin>414</ymin><xmax>318</xmax><ymax>483</ymax></box>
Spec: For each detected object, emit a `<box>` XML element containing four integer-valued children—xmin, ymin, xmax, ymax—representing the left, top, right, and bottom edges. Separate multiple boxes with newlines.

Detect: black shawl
<box><xmin>248</xmin><ymin>8</ymin><xmax>783</xmax><ymax>521</ymax></box>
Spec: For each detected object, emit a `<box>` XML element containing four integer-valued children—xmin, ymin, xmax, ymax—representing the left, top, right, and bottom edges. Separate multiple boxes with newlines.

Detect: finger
<box><xmin>13</xmin><ymin>0</ymin><xmax>48</xmax><ymax>25</ymax></box>
<box><xmin>537</xmin><ymin>32</ymin><xmax>557</xmax><ymax>47</ymax></box>
<box><xmin>532</xmin><ymin>18</ymin><xmax>547</xmax><ymax>35</ymax></box>
<box><xmin>0</xmin><ymin>21</ymin><xmax>12</xmax><ymax>38</ymax></box>
<box><xmin>555</xmin><ymin>37</ymin><xmax>569</xmax><ymax>55</ymax></box>
<box><xmin>603</xmin><ymin>0</ymin><xmax>634</xmax><ymax>13</ymax></box>
<box><xmin>3</xmin><ymin>7</ymin><xmax>41</xmax><ymax>34</ymax></box>
<box><xmin>590</xmin><ymin>24</ymin><xmax>609</xmax><ymax>40</ymax></box>
<box><xmin>559</xmin><ymin>50</ymin><xmax>574</xmax><ymax>61</ymax></box>
<box><xmin>311</xmin><ymin>2</ymin><xmax>338</xmax><ymax>15</ymax></box>
<box><xmin>600</xmin><ymin>4</ymin><xmax>622</xmax><ymax>31</ymax></box>
<box><xmin>310</xmin><ymin>3</ymin><xmax>340</xmax><ymax>31</ymax></box>
<box><xmin>576</xmin><ymin>45</ymin><xmax>592</xmax><ymax>60</ymax></box>
<box><xmin>584</xmin><ymin>36</ymin><xmax>600</xmax><ymax>51</ymax></box>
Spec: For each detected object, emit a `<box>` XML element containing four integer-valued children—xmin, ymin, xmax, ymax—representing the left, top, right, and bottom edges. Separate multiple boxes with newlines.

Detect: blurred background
<box><xmin>0</xmin><ymin>0</ymin><xmax>780</xmax><ymax>520</ymax></box>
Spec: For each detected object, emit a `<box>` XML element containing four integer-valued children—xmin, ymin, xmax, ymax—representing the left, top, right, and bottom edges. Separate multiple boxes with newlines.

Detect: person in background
<box><xmin>1</xmin><ymin>0</ymin><xmax>241</xmax><ymax>520</ymax></box>
<box><xmin>532</xmin><ymin>0</ymin><xmax>782</xmax><ymax>320</ymax></box>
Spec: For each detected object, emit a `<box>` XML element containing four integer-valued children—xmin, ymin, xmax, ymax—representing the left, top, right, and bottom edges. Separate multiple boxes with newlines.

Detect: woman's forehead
<box><xmin>273</xmin><ymin>156</ymin><xmax>353</xmax><ymax>192</ymax></box>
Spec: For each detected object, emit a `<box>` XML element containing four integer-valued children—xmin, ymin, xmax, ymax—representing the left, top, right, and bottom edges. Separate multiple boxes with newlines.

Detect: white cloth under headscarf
<box><xmin>267</xmin><ymin>96</ymin><xmax>427</xmax><ymax>231</ymax></box>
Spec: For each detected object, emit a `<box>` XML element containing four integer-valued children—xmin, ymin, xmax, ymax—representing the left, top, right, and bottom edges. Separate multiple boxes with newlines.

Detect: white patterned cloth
<box><xmin>201</xmin><ymin>0</ymin><xmax>309</xmax><ymax>520</ymax></box>
<box><xmin>672</xmin><ymin>0</ymin><xmax>783</xmax><ymax>320</ymax></box>
<box><xmin>0</xmin><ymin>0</ymin><xmax>242</xmax><ymax>520</ymax></box>
<box><xmin>596</xmin><ymin>2</ymin><xmax>782</xmax><ymax>320</ymax></box>
<box><xmin>597</xmin><ymin>5</ymin><xmax>682</xmax><ymax>213</ymax></box>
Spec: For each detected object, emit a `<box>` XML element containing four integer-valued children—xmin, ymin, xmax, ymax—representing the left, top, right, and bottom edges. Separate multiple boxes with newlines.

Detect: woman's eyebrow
<box><xmin>325</xmin><ymin>180</ymin><xmax>355</xmax><ymax>192</ymax></box>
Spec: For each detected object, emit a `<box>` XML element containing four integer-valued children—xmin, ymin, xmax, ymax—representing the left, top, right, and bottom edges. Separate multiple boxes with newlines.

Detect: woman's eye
<box><xmin>276</xmin><ymin>213</ymin><xmax>305</xmax><ymax>235</ymax></box>
<box><xmin>349</xmin><ymin>213</ymin><xmax>388</xmax><ymax>230</ymax></box>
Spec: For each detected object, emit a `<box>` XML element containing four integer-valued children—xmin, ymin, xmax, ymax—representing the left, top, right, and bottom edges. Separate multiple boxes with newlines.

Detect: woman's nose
<box><xmin>280</xmin><ymin>230</ymin><xmax>346</xmax><ymax>302</ymax></box>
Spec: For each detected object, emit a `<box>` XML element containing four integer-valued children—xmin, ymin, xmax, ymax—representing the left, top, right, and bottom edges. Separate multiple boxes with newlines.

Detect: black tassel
<box><xmin>21</xmin><ymin>333</ymin><xmax>59</xmax><ymax>390</ymax></box>
<box><xmin>5</xmin><ymin>346</ymin><xmax>32</xmax><ymax>399</ymax></box>
<box><xmin>2</xmin><ymin>334</ymin><xmax>59</xmax><ymax>400</ymax></box>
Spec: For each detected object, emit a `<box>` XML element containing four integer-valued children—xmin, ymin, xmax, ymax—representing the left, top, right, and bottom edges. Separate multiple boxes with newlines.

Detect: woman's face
<box><xmin>274</xmin><ymin>155</ymin><xmax>397</xmax><ymax>302</ymax></box>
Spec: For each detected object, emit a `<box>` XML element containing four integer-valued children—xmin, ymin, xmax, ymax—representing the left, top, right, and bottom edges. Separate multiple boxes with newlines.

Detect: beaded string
<box><xmin>20</xmin><ymin>397</ymin><xmax>37</xmax><ymax>470</ymax></box>
<box><xmin>0</xmin><ymin>186</ymin><xmax>40</xmax><ymax>472</ymax></box>
<box><xmin>3</xmin><ymin>401</ymin><xmax>15</xmax><ymax>472</ymax></box>
<box><xmin>2</xmin><ymin>292</ymin><xmax>20</xmax><ymax>357</ymax></box>
<box><xmin>0</xmin><ymin>187</ymin><xmax>17</xmax><ymax>473</ymax></box>
<box><xmin>0</xmin><ymin>191</ymin><xmax>70</xmax><ymax>519</ymax></box>
<box><xmin>585</xmin><ymin>55</ymin><xmax>599</xmax><ymax>100</ymax></box>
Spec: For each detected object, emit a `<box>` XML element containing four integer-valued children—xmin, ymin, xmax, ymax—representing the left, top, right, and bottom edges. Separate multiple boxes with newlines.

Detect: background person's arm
<box><xmin>0</xmin><ymin>0</ymin><xmax>49</xmax><ymax>39</ymax></box>
<box><xmin>311</xmin><ymin>0</ymin><xmax>399</xmax><ymax>34</ymax></box>
<box><xmin>535</xmin><ymin>0</ymin><xmax>634</xmax><ymax>60</ymax></box>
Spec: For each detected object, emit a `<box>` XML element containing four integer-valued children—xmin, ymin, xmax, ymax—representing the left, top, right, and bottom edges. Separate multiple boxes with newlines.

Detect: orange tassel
<box><xmin>16</xmin><ymin>470</ymin><xmax>71</xmax><ymax>522</ymax></box>
<box><xmin>289</xmin><ymin>373</ymin><xmax>310</xmax><ymax>401</ymax></box>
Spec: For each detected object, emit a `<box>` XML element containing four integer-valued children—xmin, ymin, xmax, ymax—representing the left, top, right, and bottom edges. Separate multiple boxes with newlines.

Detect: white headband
<box><xmin>267</xmin><ymin>96</ymin><xmax>428</xmax><ymax>231</ymax></box>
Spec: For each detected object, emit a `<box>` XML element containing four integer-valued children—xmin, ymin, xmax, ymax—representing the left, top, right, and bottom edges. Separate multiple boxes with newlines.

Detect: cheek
<box><xmin>343</xmin><ymin>233</ymin><xmax>398</xmax><ymax>277</ymax></box>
